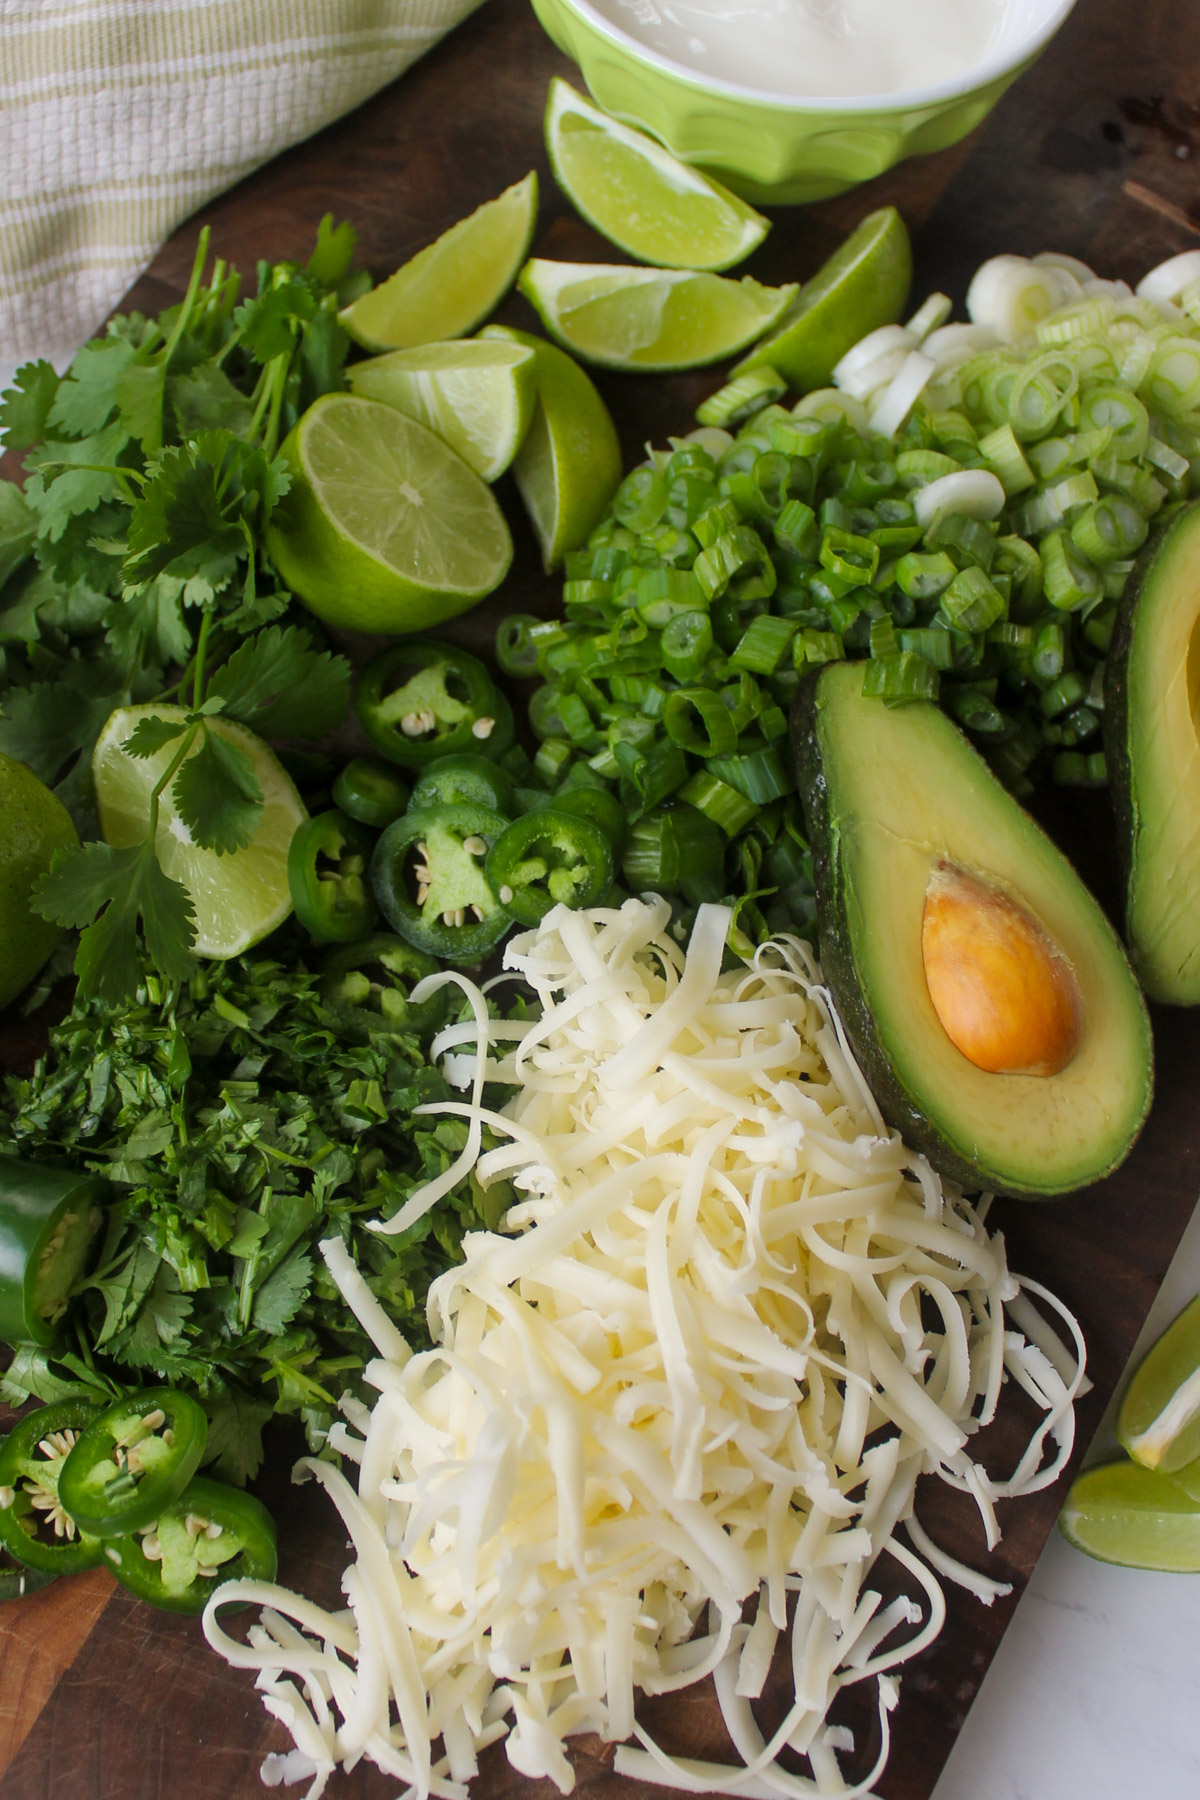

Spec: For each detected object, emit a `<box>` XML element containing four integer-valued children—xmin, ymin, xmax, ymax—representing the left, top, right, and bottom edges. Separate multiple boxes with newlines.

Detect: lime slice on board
<box><xmin>1059</xmin><ymin>1459</ymin><xmax>1200</xmax><ymax>1571</ymax></box>
<box><xmin>544</xmin><ymin>78</ymin><xmax>769</xmax><ymax>272</ymax></box>
<box><xmin>93</xmin><ymin>705</ymin><xmax>306</xmax><ymax>960</ymax></box>
<box><xmin>346</xmin><ymin>339</ymin><xmax>538</xmax><ymax>481</ymax></box>
<box><xmin>1117</xmin><ymin>1294</ymin><xmax>1200</xmax><ymax>1472</ymax></box>
<box><xmin>339</xmin><ymin>173</ymin><xmax>538</xmax><ymax>351</ymax></box>
<box><xmin>481</xmin><ymin>324</ymin><xmax>622</xmax><ymax>571</ymax></box>
<box><xmin>734</xmin><ymin>206</ymin><xmax>912</xmax><ymax>390</ymax></box>
<box><xmin>517</xmin><ymin>260</ymin><xmax>798</xmax><ymax>373</ymax></box>
<box><xmin>267</xmin><ymin>394</ymin><xmax>513</xmax><ymax>634</ymax></box>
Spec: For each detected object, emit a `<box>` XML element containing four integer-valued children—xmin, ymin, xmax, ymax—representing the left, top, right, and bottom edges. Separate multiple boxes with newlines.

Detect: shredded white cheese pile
<box><xmin>204</xmin><ymin>897</ymin><xmax>1085</xmax><ymax>1800</ymax></box>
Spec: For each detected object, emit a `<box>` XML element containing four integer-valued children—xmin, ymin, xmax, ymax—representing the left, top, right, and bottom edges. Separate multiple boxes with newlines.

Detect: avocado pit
<box><xmin>921</xmin><ymin>862</ymin><xmax>1083</xmax><ymax>1077</ymax></box>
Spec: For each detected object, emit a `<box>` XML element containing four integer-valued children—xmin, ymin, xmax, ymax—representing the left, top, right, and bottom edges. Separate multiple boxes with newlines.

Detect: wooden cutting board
<box><xmin>3</xmin><ymin>0</ymin><xmax>1200</xmax><ymax>1793</ymax></box>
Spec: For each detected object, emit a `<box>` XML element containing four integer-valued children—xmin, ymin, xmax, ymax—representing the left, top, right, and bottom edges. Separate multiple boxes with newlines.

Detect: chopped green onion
<box><xmin>662</xmin><ymin>687</ymin><xmax>739</xmax><ymax>757</ymax></box>
<box><xmin>819</xmin><ymin>526</ymin><xmax>879</xmax><ymax>586</ymax></box>
<box><xmin>1040</xmin><ymin>670</ymin><xmax>1088</xmax><ymax>717</ymax></box>
<box><xmin>1069</xmin><ymin>496</ymin><xmax>1148</xmax><ymax>565</ymax></box>
<box><xmin>534</xmin><ymin>737</ymin><xmax>573</xmax><ymax>785</ymax></box>
<box><xmin>861</xmin><ymin>652</ymin><xmax>940</xmax><ymax>704</ymax></box>
<box><xmin>697</xmin><ymin>366</ymin><xmax>787</xmax><ymax>429</ymax></box>
<box><xmin>495</xmin><ymin>614</ymin><xmax>543</xmax><ymax>679</ymax></box>
<box><xmin>1041</xmin><ymin>530</ymin><xmax>1103</xmax><ymax>611</ymax></box>
<box><xmin>794</xmin><ymin>628</ymin><xmax>845</xmax><ymax>667</ymax></box>
<box><xmin>895</xmin><ymin>550</ymin><xmax>957</xmax><ymax>599</ymax></box>
<box><xmin>661</xmin><ymin>610</ymin><xmax>714</xmax><ymax>682</ymax></box>
<box><xmin>708</xmin><ymin>748</ymin><xmax>793</xmax><ymax>803</ymax></box>
<box><xmin>730</xmin><ymin>614</ymin><xmax>798</xmax><ymax>675</ymax></box>
<box><xmin>774</xmin><ymin>498</ymin><xmax>819</xmax><ymax>560</ymax></box>
<box><xmin>941</xmin><ymin>566</ymin><xmax>1006</xmax><ymax>633</ymax></box>
<box><xmin>678</xmin><ymin>769</ymin><xmax>760</xmax><ymax>835</ymax></box>
<box><xmin>978</xmin><ymin>423</ymin><xmax>1036</xmax><ymax>494</ymax></box>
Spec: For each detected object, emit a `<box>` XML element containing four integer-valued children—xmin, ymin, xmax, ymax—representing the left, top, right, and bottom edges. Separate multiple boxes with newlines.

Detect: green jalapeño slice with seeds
<box><xmin>355</xmin><ymin>641</ymin><xmax>514</xmax><ymax>771</ymax></box>
<box><xmin>0</xmin><ymin>1401</ymin><xmax>105</xmax><ymax>1575</ymax></box>
<box><xmin>104</xmin><ymin>1475</ymin><xmax>277</xmax><ymax>1614</ymax></box>
<box><xmin>372</xmin><ymin>804</ymin><xmax>511</xmax><ymax>963</ymax></box>
<box><xmin>57</xmin><ymin>1387</ymin><xmax>208</xmax><ymax>1538</ymax></box>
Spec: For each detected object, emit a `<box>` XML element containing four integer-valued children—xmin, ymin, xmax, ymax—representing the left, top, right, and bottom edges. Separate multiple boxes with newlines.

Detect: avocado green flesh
<box><xmin>1111</xmin><ymin>502</ymin><xmax>1200</xmax><ymax>1003</ymax></box>
<box><xmin>804</xmin><ymin>663</ymin><xmax>1153</xmax><ymax>1196</ymax></box>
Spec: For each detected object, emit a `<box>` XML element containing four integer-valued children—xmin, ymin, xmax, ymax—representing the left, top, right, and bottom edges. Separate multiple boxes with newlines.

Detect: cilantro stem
<box><xmin>246</xmin><ymin>357</ymin><xmax>279</xmax><ymax>445</ymax></box>
<box><xmin>192</xmin><ymin>610</ymin><xmax>214</xmax><ymax>710</ymax></box>
<box><xmin>262</xmin><ymin>358</ymin><xmax>289</xmax><ymax>460</ymax></box>
<box><xmin>161</xmin><ymin>226</ymin><xmax>212</xmax><ymax>370</ymax></box>
<box><xmin>148</xmin><ymin>722</ymin><xmax>201</xmax><ymax>838</ymax></box>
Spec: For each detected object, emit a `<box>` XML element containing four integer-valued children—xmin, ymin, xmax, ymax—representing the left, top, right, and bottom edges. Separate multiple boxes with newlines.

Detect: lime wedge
<box><xmin>1117</xmin><ymin>1294</ymin><xmax>1200</xmax><ymax>1472</ymax></box>
<box><xmin>267</xmin><ymin>394</ymin><xmax>512</xmax><ymax>634</ymax></box>
<box><xmin>1059</xmin><ymin>1459</ymin><xmax>1200</xmax><ymax>1571</ymax></box>
<box><xmin>346</xmin><ymin>339</ymin><xmax>538</xmax><ymax>482</ymax></box>
<box><xmin>517</xmin><ymin>260</ymin><xmax>798</xmax><ymax>373</ymax></box>
<box><xmin>339</xmin><ymin>173</ymin><xmax>538</xmax><ymax>352</ymax></box>
<box><xmin>93</xmin><ymin>705</ymin><xmax>305</xmax><ymax>959</ymax></box>
<box><xmin>544</xmin><ymin>78</ymin><xmax>769</xmax><ymax>272</ymax></box>
<box><xmin>734</xmin><ymin>207</ymin><xmax>912</xmax><ymax>390</ymax></box>
<box><xmin>481</xmin><ymin>325</ymin><xmax>622</xmax><ymax>571</ymax></box>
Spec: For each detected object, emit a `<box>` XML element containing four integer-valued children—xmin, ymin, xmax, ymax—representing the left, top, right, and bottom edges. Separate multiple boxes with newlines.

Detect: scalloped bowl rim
<box><xmin>550</xmin><ymin>0</ymin><xmax>1078</xmax><ymax>111</ymax></box>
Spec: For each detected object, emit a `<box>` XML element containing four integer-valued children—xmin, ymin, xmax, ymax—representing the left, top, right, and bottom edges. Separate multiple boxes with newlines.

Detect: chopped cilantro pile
<box><xmin>0</xmin><ymin>948</ymin><xmax>500</xmax><ymax>1482</ymax></box>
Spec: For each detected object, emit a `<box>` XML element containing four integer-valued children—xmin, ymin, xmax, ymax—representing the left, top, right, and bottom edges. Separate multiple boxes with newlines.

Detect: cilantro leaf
<box><xmin>115</xmin><ymin>359</ymin><xmax>167</xmax><ymax>455</ymax></box>
<box><xmin>298</xmin><ymin>304</ymin><xmax>352</xmax><ymax>410</ymax></box>
<box><xmin>307</xmin><ymin>215</ymin><xmax>358</xmax><ymax>293</ymax></box>
<box><xmin>0</xmin><ymin>1344</ymin><xmax>102</xmax><ymax>1408</ymax></box>
<box><xmin>33</xmin><ymin>838</ymin><xmax>197</xmax><ymax>1002</ymax></box>
<box><xmin>0</xmin><ymin>361</ymin><xmax>61</xmax><ymax>451</ymax></box>
<box><xmin>252</xmin><ymin>1246</ymin><xmax>312</xmax><ymax>1336</ymax></box>
<box><xmin>234</xmin><ymin>279</ymin><xmax>317</xmax><ymax>364</ymax></box>
<box><xmin>208</xmin><ymin>624</ymin><xmax>351</xmax><ymax>739</ymax></box>
<box><xmin>0</xmin><ymin>480</ymin><xmax>35</xmax><ymax>592</ymax></box>
<box><xmin>123</xmin><ymin>433</ymin><xmax>290</xmax><ymax>607</ymax></box>
<box><xmin>123</xmin><ymin>714</ymin><xmax>188</xmax><ymax>760</ymax></box>
<box><xmin>171</xmin><ymin>723</ymin><xmax>264</xmax><ymax>853</ymax></box>
<box><xmin>169</xmin><ymin>363</ymin><xmax>255</xmax><ymax>439</ymax></box>
<box><xmin>203</xmin><ymin>1393</ymin><xmax>273</xmax><ymax>1484</ymax></box>
<box><xmin>105</xmin><ymin>575</ymin><xmax>192</xmax><ymax>672</ymax></box>
<box><xmin>0</xmin><ymin>659</ymin><xmax>131</xmax><ymax>785</ymax></box>
<box><xmin>33</xmin><ymin>497</ymin><xmax>129</xmax><ymax>594</ymax></box>
<box><xmin>48</xmin><ymin>338</ymin><xmax>137</xmax><ymax>438</ymax></box>
<box><xmin>24</xmin><ymin>423</ymin><xmax>133</xmax><ymax>542</ymax></box>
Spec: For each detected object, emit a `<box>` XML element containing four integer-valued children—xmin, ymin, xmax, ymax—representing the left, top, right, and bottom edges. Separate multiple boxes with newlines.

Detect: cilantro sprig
<box><xmin>30</xmin><ymin>621</ymin><xmax>351</xmax><ymax>1001</ymax></box>
<box><xmin>0</xmin><ymin>216</ymin><xmax>363</xmax><ymax>834</ymax></box>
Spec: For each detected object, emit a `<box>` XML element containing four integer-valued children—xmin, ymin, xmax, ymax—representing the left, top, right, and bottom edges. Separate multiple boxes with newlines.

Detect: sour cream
<box><xmin>592</xmin><ymin>0</ymin><xmax>1010</xmax><ymax>98</ymax></box>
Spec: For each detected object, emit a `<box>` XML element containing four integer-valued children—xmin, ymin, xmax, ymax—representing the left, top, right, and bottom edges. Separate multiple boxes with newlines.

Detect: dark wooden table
<box><xmin>3</xmin><ymin>0</ymin><xmax>1200</xmax><ymax>1793</ymax></box>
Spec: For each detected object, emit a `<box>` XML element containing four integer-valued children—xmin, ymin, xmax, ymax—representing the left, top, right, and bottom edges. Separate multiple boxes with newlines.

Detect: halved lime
<box><xmin>544</xmin><ymin>78</ymin><xmax>769</xmax><ymax>273</ymax></box>
<box><xmin>481</xmin><ymin>325</ymin><xmax>622</xmax><ymax>571</ymax></box>
<box><xmin>517</xmin><ymin>260</ymin><xmax>797</xmax><ymax>373</ymax></box>
<box><xmin>1059</xmin><ymin>1459</ymin><xmax>1200</xmax><ymax>1571</ymax></box>
<box><xmin>1117</xmin><ymin>1294</ymin><xmax>1200</xmax><ymax>1472</ymax></box>
<box><xmin>267</xmin><ymin>395</ymin><xmax>512</xmax><ymax>634</ymax></box>
<box><xmin>346</xmin><ymin>339</ymin><xmax>538</xmax><ymax>481</ymax></box>
<box><xmin>93</xmin><ymin>705</ymin><xmax>306</xmax><ymax>959</ymax></box>
<box><xmin>339</xmin><ymin>173</ymin><xmax>538</xmax><ymax>352</ymax></box>
<box><xmin>734</xmin><ymin>207</ymin><xmax>912</xmax><ymax>390</ymax></box>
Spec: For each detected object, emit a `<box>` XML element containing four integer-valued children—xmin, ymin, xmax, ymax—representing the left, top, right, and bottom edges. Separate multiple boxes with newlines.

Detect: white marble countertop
<box><xmin>932</xmin><ymin>1199</ymin><xmax>1200</xmax><ymax>1800</ymax></box>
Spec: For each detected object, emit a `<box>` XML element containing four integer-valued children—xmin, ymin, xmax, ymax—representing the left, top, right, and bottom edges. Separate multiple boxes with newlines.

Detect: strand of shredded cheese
<box><xmin>204</xmin><ymin>898</ymin><xmax>1086</xmax><ymax>1800</ymax></box>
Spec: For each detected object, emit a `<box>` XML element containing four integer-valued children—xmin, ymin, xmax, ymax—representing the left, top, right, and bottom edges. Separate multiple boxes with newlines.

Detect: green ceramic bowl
<box><xmin>530</xmin><ymin>0</ymin><xmax>1077</xmax><ymax>204</ymax></box>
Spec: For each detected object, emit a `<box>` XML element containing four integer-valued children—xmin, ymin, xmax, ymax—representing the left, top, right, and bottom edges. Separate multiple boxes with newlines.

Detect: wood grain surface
<box><xmin>3</xmin><ymin>0</ymin><xmax>1200</xmax><ymax>1795</ymax></box>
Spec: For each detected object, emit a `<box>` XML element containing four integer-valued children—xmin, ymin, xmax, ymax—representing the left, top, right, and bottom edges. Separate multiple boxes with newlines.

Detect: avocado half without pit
<box><xmin>792</xmin><ymin>661</ymin><xmax>1153</xmax><ymax>1199</ymax></box>
<box><xmin>1104</xmin><ymin>499</ymin><xmax>1200</xmax><ymax>1005</ymax></box>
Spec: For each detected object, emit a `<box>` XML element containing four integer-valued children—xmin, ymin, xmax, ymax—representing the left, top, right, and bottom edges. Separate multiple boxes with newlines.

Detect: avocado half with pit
<box><xmin>792</xmin><ymin>661</ymin><xmax>1153</xmax><ymax>1198</ymax></box>
<box><xmin>1105</xmin><ymin>500</ymin><xmax>1200</xmax><ymax>1004</ymax></box>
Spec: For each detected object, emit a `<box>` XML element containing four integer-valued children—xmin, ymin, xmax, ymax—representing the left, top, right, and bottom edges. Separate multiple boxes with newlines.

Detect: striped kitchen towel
<box><xmin>0</xmin><ymin>0</ymin><xmax>486</xmax><ymax>390</ymax></box>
